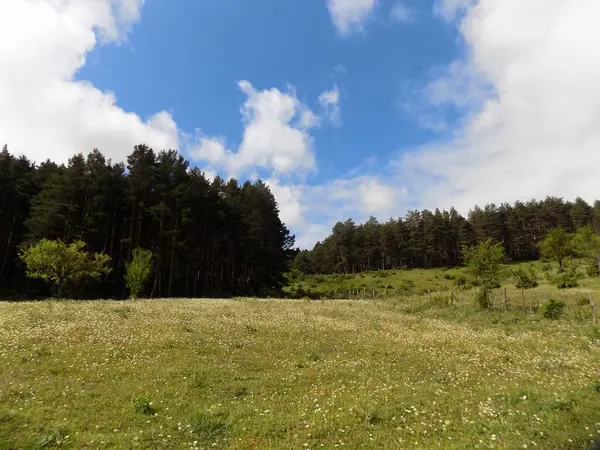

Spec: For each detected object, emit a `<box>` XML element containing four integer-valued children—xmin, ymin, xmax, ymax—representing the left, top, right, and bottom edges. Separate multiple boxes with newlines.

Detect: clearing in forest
<box><xmin>1</xmin><ymin>298</ymin><xmax>599</xmax><ymax>449</ymax></box>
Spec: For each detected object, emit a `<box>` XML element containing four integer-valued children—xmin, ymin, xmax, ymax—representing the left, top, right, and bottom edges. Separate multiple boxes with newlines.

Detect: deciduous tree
<box><xmin>462</xmin><ymin>239</ymin><xmax>505</xmax><ymax>308</ymax></box>
<box><xmin>573</xmin><ymin>226</ymin><xmax>600</xmax><ymax>276</ymax></box>
<box><xmin>125</xmin><ymin>248</ymin><xmax>153</xmax><ymax>299</ymax></box>
<box><xmin>19</xmin><ymin>239</ymin><xmax>111</xmax><ymax>297</ymax></box>
<box><xmin>538</xmin><ymin>228</ymin><xmax>574</xmax><ymax>273</ymax></box>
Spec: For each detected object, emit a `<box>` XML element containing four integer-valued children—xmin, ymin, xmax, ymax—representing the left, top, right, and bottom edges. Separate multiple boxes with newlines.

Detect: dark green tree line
<box><xmin>0</xmin><ymin>145</ymin><xmax>294</xmax><ymax>298</ymax></box>
<box><xmin>296</xmin><ymin>197</ymin><xmax>600</xmax><ymax>274</ymax></box>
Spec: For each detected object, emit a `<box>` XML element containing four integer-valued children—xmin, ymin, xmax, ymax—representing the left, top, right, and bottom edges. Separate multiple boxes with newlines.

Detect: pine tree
<box><xmin>1</xmin><ymin>145</ymin><xmax>295</xmax><ymax>299</ymax></box>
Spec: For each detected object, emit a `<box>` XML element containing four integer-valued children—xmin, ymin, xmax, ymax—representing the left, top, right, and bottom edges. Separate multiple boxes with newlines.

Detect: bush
<box><xmin>554</xmin><ymin>267</ymin><xmax>580</xmax><ymax>289</ymax></box>
<box><xmin>398</xmin><ymin>280</ymin><xmax>416</xmax><ymax>293</ymax></box>
<box><xmin>542</xmin><ymin>299</ymin><xmax>566</xmax><ymax>320</ymax></box>
<box><xmin>587</xmin><ymin>264</ymin><xmax>600</xmax><ymax>277</ymax></box>
<box><xmin>443</xmin><ymin>273</ymin><xmax>455</xmax><ymax>280</ymax></box>
<box><xmin>286</xmin><ymin>269</ymin><xmax>305</xmax><ymax>282</ymax></box>
<box><xmin>133</xmin><ymin>396</ymin><xmax>156</xmax><ymax>415</ymax></box>
<box><xmin>454</xmin><ymin>275</ymin><xmax>472</xmax><ymax>290</ymax></box>
<box><xmin>512</xmin><ymin>266</ymin><xmax>539</xmax><ymax>290</ymax></box>
<box><xmin>125</xmin><ymin>248</ymin><xmax>153</xmax><ymax>299</ymax></box>
<box><xmin>578</xmin><ymin>296</ymin><xmax>591</xmax><ymax>306</ymax></box>
<box><xmin>454</xmin><ymin>275</ymin><xmax>466</xmax><ymax>286</ymax></box>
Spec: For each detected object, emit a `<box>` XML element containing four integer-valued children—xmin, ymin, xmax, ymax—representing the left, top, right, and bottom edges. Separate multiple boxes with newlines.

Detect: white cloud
<box><xmin>319</xmin><ymin>86</ymin><xmax>341</xmax><ymax>126</ymax></box>
<box><xmin>327</xmin><ymin>0</ymin><xmax>377</xmax><ymax>35</ymax></box>
<box><xmin>295</xmin><ymin>224</ymin><xmax>332</xmax><ymax>250</ymax></box>
<box><xmin>0</xmin><ymin>0</ymin><xmax>394</xmax><ymax>252</ymax></box>
<box><xmin>265</xmin><ymin>178</ymin><xmax>305</xmax><ymax>229</ymax></box>
<box><xmin>423</xmin><ymin>60</ymin><xmax>490</xmax><ymax>110</ymax></box>
<box><xmin>190</xmin><ymin>81</ymin><xmax>317</xmax><ymax>176</ymax></box>
<box><xmin>320</xmin><ymin>176</ymin><xmax>397</xmax><ymax>216</ymax></box>
<box><xmin>0</xmin><ymin>0</ymin><xmax>179</xmax><ymax>165</ymax></box>
<box><xmin>286</xmin><ymin>174</ymin><xmax>405</xmax><ymax>248</ymax></box>
<box><xmin>188</xmin><ymin>134</ymin><xmax>231</xmax><ymax>166</ymax></box>
<box><xmin>357</xmin><ymin>178</ymin><xmax>398</xmax><ymax>214</ymax></box>
<box><xmin>390</xmin><ymin>3</ymin><xmax>414</xmax><ymax>23</ymax></box>
<box><xmin>401</xmin><ymin>0</ymin><xmax>600</xmax><ymax>213</ymax></box>
<box><xmin>261</xmin><ymin>173</ymin><xmax>405</xmax><ymax>249</ymax></box>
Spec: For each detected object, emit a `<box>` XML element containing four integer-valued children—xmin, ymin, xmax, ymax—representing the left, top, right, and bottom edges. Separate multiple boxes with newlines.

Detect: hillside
<box><xmin>284</xmin><ymin>260</ymin><xmax>600</xmax><ymax>301</ymax></box>
<box><xmin>1</xmin><ymin>298</ymin><xmax>600</xmax><ymax>449</ymax></box>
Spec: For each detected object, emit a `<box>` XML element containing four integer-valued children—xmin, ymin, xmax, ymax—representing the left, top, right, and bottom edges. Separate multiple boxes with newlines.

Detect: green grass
<box><xmin>1</xmin><ymin>295</ymin><xmax>600</xmax><ymax>449</ymax></box>
<box><xmin>285</xmin><ymin>266</ymin><xmax>464</xmax><ymax>298</ymax></box>
<box><xmin>284</xmin><ymin>259</ymin><xmax>600</xmax><ymax>299</ymax></box>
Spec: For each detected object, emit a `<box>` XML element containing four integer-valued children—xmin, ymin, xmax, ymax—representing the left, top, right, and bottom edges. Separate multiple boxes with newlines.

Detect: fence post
<box><xmin>590</xmin><ymin>295</ymin><xmax>598</xmax><ymax>324</ymax></box>
<box><xmin>504</xmin><ymin>287</ymin><xmax>508</xmax><ymax>312</ymax></box>
<box><xmin>429</xmin><ymin>290</ymin><xmax>432</xmax><ymax>302</ymax></box>
<box><xmin>521</xmin><ymin>289</ymin><xmax>525</xmax><ymax>309</ymax></box>
<box><xmin>451</xmin><ymin>291</ymin><xmax>454</xmax><ymax>306</ymax></box>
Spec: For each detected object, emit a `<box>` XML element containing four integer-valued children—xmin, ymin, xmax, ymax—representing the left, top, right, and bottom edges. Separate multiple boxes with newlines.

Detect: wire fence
<box><xmin>313</xmin><ymin>286</ymin><xmax>599</xmax><ymax>324</ymax></box>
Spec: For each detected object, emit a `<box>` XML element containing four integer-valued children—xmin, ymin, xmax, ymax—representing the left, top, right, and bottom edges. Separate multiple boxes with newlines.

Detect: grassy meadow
<box><xmin>1</xmin><ymin>285</ymin><xmax>600</xmax><ymax>448</ymax></box>
<box><xmin>284</xmin><ymin>259</ymin><xmax>600</xmax><ymax>301</ymax></box>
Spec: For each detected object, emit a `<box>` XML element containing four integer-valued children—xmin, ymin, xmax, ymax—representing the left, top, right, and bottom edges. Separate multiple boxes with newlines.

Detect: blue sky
<box><xmin>78</xmin><ymin>0</ymin><xmax>462</xmax><ymax>171</ymax></box>
<box><xmin>75</xmin><ymin>0</ymin><xmax>464</xmax><ymax>246</ymax></box>
<box><xmin>4</xmin><ymin>0</ymin><xmax>597</xmax><ymax>248</ymax></box>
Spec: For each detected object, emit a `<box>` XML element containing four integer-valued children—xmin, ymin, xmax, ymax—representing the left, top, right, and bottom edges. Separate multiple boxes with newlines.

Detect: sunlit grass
<box><xmin>1</xmin><ymin>295</ymin><xmax>600</xmax><ymax>449</ymax></box>
<box><xmin>284</xmin><ymin>259</ymin><xmax>600</xmax><ymax>300</ymax></box>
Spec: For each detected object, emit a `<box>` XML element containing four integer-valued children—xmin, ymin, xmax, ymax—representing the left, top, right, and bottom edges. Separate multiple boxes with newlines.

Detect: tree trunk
<box><xmin>58</xmin><ymin>278</ymin><xmax>65</xmax><ymax>298</ymax></box>
<box><xmin>0</xmin><ymin>217</ymin><xmax>15</xmax><ymax>280</ymax></box>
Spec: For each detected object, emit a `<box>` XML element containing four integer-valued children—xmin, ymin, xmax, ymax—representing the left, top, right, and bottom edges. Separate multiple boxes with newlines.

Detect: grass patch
<box><xmin>0</xmin><ymin>298</ymin><xmax>599</xmax><ymax>448</ymax></box>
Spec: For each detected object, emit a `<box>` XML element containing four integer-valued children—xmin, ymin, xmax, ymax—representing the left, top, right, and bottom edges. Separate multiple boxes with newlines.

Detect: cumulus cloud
<box><xmin>327</xmin><ymin>0</ymin><xmax>377</xmax><ymax>35</ymax></box>
<box><xmin>264</xmin><ymin>178</ymin><xmax>306</xmax><ymax>229</ymax></box>
<box><xmin>190</xmin><ymin>81</ymin><xmax>317</xmax><ymax>176</ymax></box>
<box><xmin>321</xmin><ymin>176</ymin><xmax>398</xmax><ymax>216</ymax></box>
<box><xmin>295</xmin><ymin>224</ymin><xmax>333</xmax><ymax>251</ymax></box>
<box><xmin>188</xmin><ymin>134</ymin><xmax>230</xmax><ymax>167</ymax></box>
<box><xmin>319</xmin><ymin>86</ymin><xmax>341</xmax><ymax>126</ymax></box>
<box><xmin>286</xmin><ymin>175</ymin><xmax>405</xmax><ymax>248</ymax></box>
<box><xmin>398</xmin><ymin>0</ymin><xmax>600</xmax><ymax>213</ymax></box>
<box><xmin>257</xmin><ymin>172</ymin><xmax>406</xmax><ymax>249</ymax></box>
<box><xmin>0</xmin><ymin>0</ymin><xmax>395</xmax><ymax>251</ymax></box>
<box><xmin>0</xmin><ymin>0</ymin><xmax>179</xmax><ymax>165</ymax></box>
<box><xmin>390</xmin><ymin>3</ymin><xmax>414</xmax><ymax>23</ymax></box>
